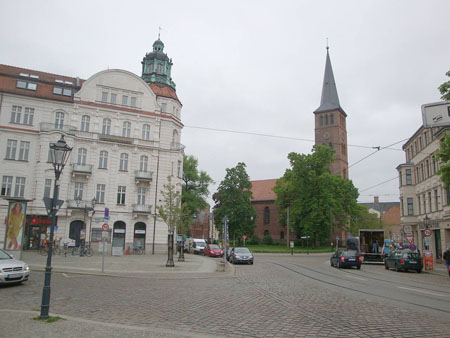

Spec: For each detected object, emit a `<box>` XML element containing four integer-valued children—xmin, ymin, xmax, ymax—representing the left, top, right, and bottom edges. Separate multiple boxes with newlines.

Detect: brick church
<box><xmin>251</xmin><ymin>47</ymin><xmax>349</xmax><ymax>243</ymax></box>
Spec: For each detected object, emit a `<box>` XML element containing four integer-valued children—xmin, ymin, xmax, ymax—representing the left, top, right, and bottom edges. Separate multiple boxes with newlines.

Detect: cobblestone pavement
<box><xmin>1</xmin><ymin>254</ymin><xmax>449</xmax><ymax>337</ymax></box>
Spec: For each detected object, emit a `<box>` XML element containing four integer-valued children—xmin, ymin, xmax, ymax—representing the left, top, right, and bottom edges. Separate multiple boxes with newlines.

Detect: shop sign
<box><xmin>114</xmin><ymin>229</ymin><xmax>125</xmax><ymax>234</ymax></box>
<box><xmin>135</xmin><ymin>230</ymin><xmax>146</xmax><ymax>234</ymax></box>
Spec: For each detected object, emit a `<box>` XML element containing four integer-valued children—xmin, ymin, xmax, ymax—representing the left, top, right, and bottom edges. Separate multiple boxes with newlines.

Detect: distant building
<box><xmin>359</xmin><ymin>196</ymin><xmax>401</xmax><ymax>241</ymax></box>
<box><xmin>397</xmin><ymin>123</ymin><xmax>450</xmax><ymax>260</ymax></box>
<box><xmin>0</xmin><ymin>38</ymin><xmax>184</xmax><ymax>254</ymax></box>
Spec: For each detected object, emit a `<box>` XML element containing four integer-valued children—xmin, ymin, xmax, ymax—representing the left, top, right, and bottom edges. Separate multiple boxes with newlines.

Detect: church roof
<box><xmin>314</xmin><ymin>48</ymin><xmax>346</xmax><ymax>116</ymax></box>
<box><xmin>250</xmin><ymin>179</ymin><xmax>278</xmax><ymax>201</ymax></box>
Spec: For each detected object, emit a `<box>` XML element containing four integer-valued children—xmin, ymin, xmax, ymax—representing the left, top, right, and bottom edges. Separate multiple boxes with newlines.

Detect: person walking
<box><xmin>443</xmin><ymin>246</ymin><xmax>450</xmax><ymax>277</ymax></box>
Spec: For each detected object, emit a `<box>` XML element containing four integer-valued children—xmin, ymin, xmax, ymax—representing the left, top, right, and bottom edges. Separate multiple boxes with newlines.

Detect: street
<box><xmin>1</xmin><ymin>253</ymin><xmax>449</xmax><ymax>337</ymax></box>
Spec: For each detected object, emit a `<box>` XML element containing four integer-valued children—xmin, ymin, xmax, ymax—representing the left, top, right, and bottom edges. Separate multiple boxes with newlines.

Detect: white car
<box><xmin>0</xmin><ymin>249</ymin><xmax>30</xmax><ymax>285</ymax></box>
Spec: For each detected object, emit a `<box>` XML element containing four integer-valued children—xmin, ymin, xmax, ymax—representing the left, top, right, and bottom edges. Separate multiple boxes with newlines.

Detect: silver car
<box><xmin>0</xmin><ymin>249</ymin><xmax>30</xmax><ymax>285</ymax></box>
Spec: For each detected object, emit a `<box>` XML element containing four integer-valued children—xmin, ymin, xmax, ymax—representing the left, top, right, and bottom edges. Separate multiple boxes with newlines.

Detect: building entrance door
<box><xmin>133</xmin><ymin>222</ymin><xmax>146</xmax><ymax>250</ymax></box>
<box><xmin>112</xmin><ymin>221</ymin><xmax>126</xmax><ymax>256</ymax></box>
<box><xmin>434</xmin><ymin>229</ymin><xmax>442</xmax><ymax>259</ymax></box>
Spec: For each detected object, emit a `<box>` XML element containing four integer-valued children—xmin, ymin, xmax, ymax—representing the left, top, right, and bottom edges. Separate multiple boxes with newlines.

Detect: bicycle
<box><xmin>71</xmin><ymin>244</ymin><xmax>94</xmax><ymax>257</ymax></box>
<box><xmin>132</xmin><ymin>246</ymin><xmax>145</xmax><ymax>255</ymax></box>
<box><xmin>39</xmin><ymin>242</ymin><xmax>61</xmax><ymax>256</ymax></box>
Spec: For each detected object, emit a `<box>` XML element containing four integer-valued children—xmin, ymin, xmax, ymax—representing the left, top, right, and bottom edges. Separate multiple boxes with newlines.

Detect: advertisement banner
<box><xmin>4</xmin><ymin>201</ymin><xmax>27</xmax><ymax>253</ymax></box>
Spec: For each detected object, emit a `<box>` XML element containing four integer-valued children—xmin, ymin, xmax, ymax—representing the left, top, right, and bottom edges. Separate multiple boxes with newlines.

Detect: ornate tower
<box><xmin>141</xmin><ymin>38</ymin><xmax>176</xmax><ymax>90</ymax></box>
<box><xmin>314</xmin><ymin>47</ymin><xmax>349</xmax><ymax>179</ymax></box>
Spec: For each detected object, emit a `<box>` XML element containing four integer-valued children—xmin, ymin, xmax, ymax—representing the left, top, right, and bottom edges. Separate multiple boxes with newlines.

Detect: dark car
<box><xmin>230</xmin><ymin>247</ymin><xmax>254</xmax><ymax>265</ymax></box>
<box><xmin>384</xmin><ymin>250</ymin><xmax>423</xmax><ymax>273</ymax></box>
<box><xmin>330</xmin><ymin>250</ymin><xmax>362</xmax><ymax>269</ymax></box>
<box><xmin>226</xmin><ymin>247</ymin><xmax>234</xmax><ymax>261</ymax></box>
<box><xmin>203</xmin><ymin>244</ymin><xmax>223</xmax><ymax>257</ymax></box>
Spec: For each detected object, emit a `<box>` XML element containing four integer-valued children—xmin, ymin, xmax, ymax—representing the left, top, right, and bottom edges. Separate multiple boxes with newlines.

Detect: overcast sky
<box><xmin>1</xmin><ymin>0</ymin><xmax>449</xmax><ymax>205</ymax></box>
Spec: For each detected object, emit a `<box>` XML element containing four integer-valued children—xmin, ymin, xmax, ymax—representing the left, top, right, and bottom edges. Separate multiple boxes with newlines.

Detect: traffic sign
<box><xmin>242</xmin><ymin>235</ymin><xmax>247</xmax><ymax>240</ymax></box>
<box><xmin>422</xmin><ymin>101</ymin><xmax>450</xmax><ymax>128</ymax></box>
<box><xmin>424</xmin><ymin>228</ymin><xmax>432</xmax><ymax>237</ymax></box>
<box><xmin>102</xmin><ymin>223</ymin><xmax>109</xmax><ymax>231</ymax></box>
<box><xmin>409</xmin><ymin>244</ymin><xmax>417</xmax><ymax>252</ymax></box>
<box><xmin>405</xmin><ymin>234</ymin><xmax>414</xmax><ymax>244</ymax></box>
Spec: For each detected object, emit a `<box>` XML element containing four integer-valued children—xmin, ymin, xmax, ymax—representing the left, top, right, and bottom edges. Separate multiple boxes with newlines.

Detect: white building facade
<box><xmin>0</xmin><ymin>38</ymin><xmax>184</xmax><ymax>254</ymax></box>
<box><xmin>397</xmin><ymin>124</ymin><xmax>450</xmax><ymax>261</ymax></box>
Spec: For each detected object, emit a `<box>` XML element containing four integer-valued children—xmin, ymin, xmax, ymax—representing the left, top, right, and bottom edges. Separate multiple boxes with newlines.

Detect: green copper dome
<box><xmin>141</xmin><ymin>38</ymin><xmax>176</xmax><ymax>90</ymax></box>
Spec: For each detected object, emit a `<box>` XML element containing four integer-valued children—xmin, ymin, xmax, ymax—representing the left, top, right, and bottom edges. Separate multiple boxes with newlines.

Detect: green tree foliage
<box><xmin>437</xmin><ymin>134</ymin><xmax>450</xmax><ymax>188</ymax></box>
<box><xmin>213</xmin><ymin>162</ymin><xmax>256</xmax><ymax>241</ymax></box>
<box><xmin>158</xmin><ymin>176</ymin><xmax>191</xmax><ymax>234</ymax></box>
<box><xmin>438</xmin><ymin>70</ymin><xmax>450</xmax><ymax>101</ymax></box>
<box><xmin>274</xmin><ymin>145</ymin><xmax>360</xmax><ymax>243</ymax></box>
<box><xmin>182</xmin><ymin>155</ymin><xmax>214</xmax><ymax>216</ymax></box>
<box><xmin>348</xmin><ymin>205</ymin><xmax>382</xmax><ymax>235</ymax></box>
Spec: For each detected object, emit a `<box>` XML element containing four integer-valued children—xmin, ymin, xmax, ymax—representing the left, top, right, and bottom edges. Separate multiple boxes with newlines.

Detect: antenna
<box><xmin>158</xmin><ymin>26</ymin><xmax>162</xmax><ymax>39</ymax></box>
<box><xmin>326</xmin><ymin>38</ymin><xmax>329</xmax><ymax>50</ymax></box>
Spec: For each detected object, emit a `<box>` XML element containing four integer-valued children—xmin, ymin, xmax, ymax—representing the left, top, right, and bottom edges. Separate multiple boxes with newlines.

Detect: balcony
<box><xmin>99</xmin><ymin>134</ymin><xmax>133</xmax><ymax>144</ymax></box>
<box><xmin>134</xmin><ymin>170</ymin><xmax>153</xmax><ymax>182</ymax></box>
<box><xmin>40</xmin><ymin>122</ymin><xmax>77</xmax><ymax>135</ymax></box>
<box><xmin>171</xmin><ymin>142</ymin><xmax>185</xmax><ymax>151</ymax></box>
<box><xmin>132</xmin><ymin>204</ymin><xmax>152</xmax><ymax>214</ymax></box>
<box><xmin>72</xmin><ymin>163</ymin><xmax>93</xmax><ymax>176</ymax></box>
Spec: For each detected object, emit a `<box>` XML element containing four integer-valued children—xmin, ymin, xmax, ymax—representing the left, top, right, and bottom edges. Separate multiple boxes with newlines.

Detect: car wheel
<box><xmin>395</xmin><ymin>264</ymin><xmax>400</xmax><ymax>272</ymax></box>
<box><xmin>337</xmin><ymin>261</ymin><xmax>341</xmax><ymax>269</ymax></box>
<box><xmin>330</xmin><ymin>260</ymin><xmax>334</xmax><ymax>267</ymax></box>
<box><xmin>357</xmin><ymin>265</ymin><xmax>361</xmax><ymax>270</ymax></box>
<box><xmin>385</xmin><ymin>262</ymin><xmax>389</xmax><ymax>270</ymax></box>
<box><xmin>416</xmin><ymin>269</ymin><xmax>422</xmax><ymax>273</ymax></box>
<box><xmin>251</xmin><ymin>261</ymin><xmax>254</xmax><ymax>265</ymax></box>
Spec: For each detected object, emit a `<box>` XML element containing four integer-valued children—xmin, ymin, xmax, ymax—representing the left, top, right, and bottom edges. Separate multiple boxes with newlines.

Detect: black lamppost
<box><xmin>40</xmin><ymin>135</ymin><xmax>72</xmax><ymax>319</ymax></box>
<box><xmin>75</xmin><ymin>196</ymin><xmax>96</xmax><ymax>256</ymax></box>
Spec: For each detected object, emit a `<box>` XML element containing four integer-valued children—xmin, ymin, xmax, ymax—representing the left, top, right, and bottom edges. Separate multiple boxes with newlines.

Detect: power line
<box><xmin>348</xmin><ymin>138</ymin><xmax>409</xmax><ymax>168</ymax></box>
<box><xmin>359</xmin><ymin>176</ymin><xmax>399</xmax><ymax>193</ymax></box>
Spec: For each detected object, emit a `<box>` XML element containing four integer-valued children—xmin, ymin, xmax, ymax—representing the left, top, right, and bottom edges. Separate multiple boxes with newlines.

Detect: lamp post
<box><xmin>75</xmin><ymin>196</ymin><xmax>96</xmax><ymax>256</ymax></box>
<box><xmin>40</xmin><ymin>135</ymin><xmax>72</xmax><ymax>319</ymax></box>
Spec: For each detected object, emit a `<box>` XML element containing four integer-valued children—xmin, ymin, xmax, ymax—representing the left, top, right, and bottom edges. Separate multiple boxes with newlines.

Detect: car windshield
<box><xmin>235</xmin><ymin>248</ymin><xmax>250</xmax><ymax>254</ymax></box>
<box><xmin>209</xmin><ymin>245</ymin><xmax>220</xmax><ymax>249</ymax></box>
<box><xmin>343</xmin><ymin>250</ymin><xmax>358</xmax><ymax>257</ymax></box>
<box><xmin>0</xmin><ymin>250</ymin><xmax>12</xmax><ymax>259</ymax></box>
<box><xmin>402</xmin><ymin>252</ymin><xmax>420</xmax><ymax>259</ymax></box>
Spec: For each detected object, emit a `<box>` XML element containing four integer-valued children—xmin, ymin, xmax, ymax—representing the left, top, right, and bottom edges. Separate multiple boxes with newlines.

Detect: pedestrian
<box><xmin>443</xmin><ymin>246</ymin><xmax>450</xmax><ymax>277</ymax></box>
<box><xmin>372</xmin><ymin>240</ymin><xmax>378</xmax><ymax>254</ymax></box>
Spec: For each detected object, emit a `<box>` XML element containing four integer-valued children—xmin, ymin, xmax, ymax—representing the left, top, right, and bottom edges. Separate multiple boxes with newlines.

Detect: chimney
<box><xmin>374</xmin><ymin>196</ymin><xmax>379</xmax><ymax>204</ymax></box>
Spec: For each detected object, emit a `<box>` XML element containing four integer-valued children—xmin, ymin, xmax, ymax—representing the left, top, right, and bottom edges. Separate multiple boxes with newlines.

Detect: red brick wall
<box><xmin>252</xmin><ymin>201</ymin><xmax>285</xmax><ymax>242</ymax></box>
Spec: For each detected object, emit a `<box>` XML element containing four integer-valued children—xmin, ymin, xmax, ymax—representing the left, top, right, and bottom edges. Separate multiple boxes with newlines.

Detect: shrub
<box><xmin>248</xmin><ymin>235</ymin><xmax>259</xmax><ymax>245</ymax></box>
<box><xmin>263</xmin><ymin>234</ymin><xmax>273</xmax><ymax>245</ymax></box>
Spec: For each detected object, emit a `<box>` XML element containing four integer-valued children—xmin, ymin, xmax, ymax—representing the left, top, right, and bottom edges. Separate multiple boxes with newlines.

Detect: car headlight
<box><xmin>24</xmin><ymin>264</ymin><xmax>30</xmax><ymax>272</ymax></box>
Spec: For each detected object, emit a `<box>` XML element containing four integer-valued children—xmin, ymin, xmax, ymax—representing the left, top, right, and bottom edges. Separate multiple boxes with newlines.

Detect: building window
<box><xmin>325</xmin><ymin>114</ymin><xmax>329</xmax><ymax>125</ymax></box>
<box><xmin>414</xmin><ymin>141</ymin><xmax>418</xmax><ymax>154</ymax></box>
<box><xmin>406</xmin><ymin>169</ymin><xmax>412</xmax><ymax>185</ymax></box>
<box><xmin>142</xmin><ymin>124</ymin><xmax>150</xmax><ymax>140</ymax></box>
<box><xmin>122</xmin><ymin>121</ymin><xmax>131</xmax><ymax>138</ymax></box>
<box><xmin>53</xmin><ymin>87</ymin><xmax>72</xmax><ymax>96</ymax></box>
<box><xmin>74</xmin><ymin>182</ymin><xmax>84</xmax><ymax>200</ymax></box>
<box><xmin>16</xmin><ymin>80</ymin><xmax>37</xmax><ymax>91</ymax></box>
<box><xmin>264</xmin><ymin>230</ymin><xmax>270</xmax><ymax>237</ymax></box>
<box><xmin>10</xmin><ymin>105</ymin><xmax>22</xmax><ymax>123</ymax></box>
<box><xmin>1</xmin><ymin>176</ymin><xmax>13</xmax><ymax>196</ymax></box>
<box><xmin>44</xmin><ymin>179</ymin><xmax>52</xmax><ymax>198</ymax></box>
<box><xmin>130</xmin><ymin>97</ymin><xmax>136</xmax><ymax>107</ymax></box>
<box><xmin>447</xmin><ymin>187</ymin><xmax>450</xmax><ymax>205</ymax></box>
<box><xmin>140</xmin><ymin>155</ymin><xmax>148</xmax><ymax>172</ymax></box>
<box><xmin>423</xmin><ymin>194</ymin><xmax>426</xmax><ymax>213</ymax></box>
<box><xmin>416</xmin><ymin>167</ymin><xmax>419</xmax><ymax>184</ymax></box>
<box><xmin>77</xmin><ymin>148</ymin><xmax>87</xmax><ymax>165</ymax></box>
<box><xmin>122</xmin><ymin>95</ymin><xmax>128</xmax><ymax>105</ymax></box>
<box><xmin>400</xmin><ymin>198</ymin><xmax>404</xmax><ymax>217</ymax></box>
<box><xmin>177</xmin><ymin>160</ymin><xmax>181</xmax><ymax>178</ymax></box>
<box><xmin>6</xmin><ymin>139</ymin><xmax>17</xmax><ymax>159</ymax></box>
<box><xmin>399</xmin><ymin>171</ymin><xmax>402</xmax><ymax>186</ymax></box>
<box><xmin>407</xmin><ymin>198</ymin><xmax>414</xmax><ymax>216</ymax></box>
<box><xmin>172</xmin><ymin>129</ymin><xmax>179</xmax><ymax>144</ymax></box>
<box><xmin>421</xmin><ymin>163</ymin><xmax>424</xmax><ymax>181</ymax></box>
<box><xmin>81</xmin><ymin>115</ymin><xmax>90</xmax><ymax>132</ymax></box>
<box><xmin>117</xmin><ymin>186</ymin><xmax>126</xmax><ymax>205</ymax></box>
<box><xmin>432</xmin><ymin>156</ymin><xmax>436</xmax><ymax>175</ymax></box>
<box><xmin>428</xmin><ymin>192</ymin><xmax>432</xmax><ymax>212</ymax></box>
<box><xmin>419</xmin><ymin>137</ymin><xmax>422</xmax><ymax>150</ymax></box>
<box><xmin>161</xmin><ymin>102</ymin><xmax>167</xmax><ymax>113</ymax></box>
<box><xmin>330</xmin><ymin>114</ymin><xmax>334</xmax><ymax>124</ymax></box>
<box><xmin>119</xmin><ymin>153</ymin><xmax>128</xmax><ymax>171</ymax></box>
<box><xmin>435</xmin><ymin>189</ymin><xmax>439</xmax><ymax>211</ymax></box>
<box><xmin>418</xmin><ymin>196</ymin><xmax>421</xmax><ymax>214</ymax></box>
<box><xmin>426</xmin><ymin>160</ymin><xmax>430</xmax><ymax>178</ymax></box>
<box><xmin>320</xmin><ymin>115</ymin><xmax>323</xmax><ymax>126</ymax></box>
<box><xmin>18</xmin><ymin>141</ymin><xmax>30</xmax><ymax>161</ymax></box>
<box><xmin>14</xmin><ymin>177</ymin><xmax>25</xmax><ymax>197</ymax></box>
<box><xmin>102</xmin><ymin>118</ymin><xmax>111</xmax><ymax>135</ymax></box>
<box><xmin>157</xmin><ymin>64</ymin><xmax>163</xmax><ymax>73</ymax></box>
<box><xmin>137</xmin><ymin>186</ymin><xmax>146</xmax><ymax>205</ymax></box>
<box><xmin>264</xmin><ymin>207</ymin><xmax>270</xmax><ymax>225</ymax></box>
<box><xmin>280</xmin><ymin>231</ymin><xmax>284</xmax><ymax>240</ymax></box>
<box><xmin>24</xmin><ymin>107</ymin><xmax>34</xmax><ymax>125</ymax></box>
<box><xmin>96</xmin><ymin>184</ymin><xmax>106</xmax><ymax>204</ymax></box>
<box><xmin>101</xmin><ymin>92</ymin><xmax>108</xmax><ymax>102</ymax></box>
<box><xmin>55</xmin><ymin>112</ymin><xmax>64</xmax><ymax>130</ymax></box>
<box><xmin>148</xmin><ymin>63</ymin><xmax>153</xmax><ymax>72</ymax></box>
<box><xmin>99</xmin><ymin>151</ymin><xmax>108</xmax><ymax>169</ymax></box>
<box><xmin>111</xmin><ymin>93</ymin><xmax>117</xmax><ymax>104</ymax></box>
<box><xmin>424</xmin><ymin>131</ymin><xmax>428</xmax><ymax>146</ymax></box>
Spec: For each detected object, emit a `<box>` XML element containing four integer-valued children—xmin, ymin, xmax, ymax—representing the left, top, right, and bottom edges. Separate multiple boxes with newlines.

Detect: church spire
<box><xmin>314</xmin><ymin>47</ymin><xmax>345</xmax><ymax>115</ymax></box>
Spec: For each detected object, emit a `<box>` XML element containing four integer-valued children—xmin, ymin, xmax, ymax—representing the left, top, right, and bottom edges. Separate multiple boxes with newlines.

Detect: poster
<box><xmin>4</xmin><ymin>201</ymin><xmax>26</xmax><ymax>251</ymax></box>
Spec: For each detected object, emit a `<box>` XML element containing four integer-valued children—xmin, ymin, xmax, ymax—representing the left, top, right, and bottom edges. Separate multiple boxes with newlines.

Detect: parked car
<box><xmin>384</xmin><ymin>250</ymin><xmax>423</xmax><ymax>273</ymax></box>
<box><xmin>330</xmin><ymin>250</ymin><xmax>362</xmax><ymax>269</ymax></box>
<box><xmin>226</xmin><ymin>247</ymin><xmax>234</xmax><ymax>261</ymax></box>
<box><xmin>230</xmin><ymin>247</ymin><xmax>254</xmax><ymax>264</ymax></box>
<box><xmin>0</xmin><ymin>249</ymin><xmax>30</xmax><ymax>285</ymax></box>
<box><xmin>203</xmin><ymin>244</ymin><xmax>223</xmax><ymax>257</ymax></box>
<box><xmin>191</xmin><ymin>239</ymin><xmax>207</xmax><ymax>255</ymax></box>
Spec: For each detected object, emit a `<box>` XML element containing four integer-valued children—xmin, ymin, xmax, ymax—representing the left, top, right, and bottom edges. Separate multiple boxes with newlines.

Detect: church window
<box><xmin>325</xmin><ymin>114</ymin><xmax>329</xmax><ymax>125</ymax></box>
<box><xmin>320</xmin><ymin>115</ymin><xmax>323</xmax><ymax>126</ymax></box>
<box><xmin>264</xmin><ymin>207</ymin><xmax>270</xmax><ymax>225</ymax></box>
<box><xmin>157</xmin><ymin>64</ymin><xmax>163</xmax><ymax>73</ymax></box>
<box><xmin>330</xmin><ymin>114</ymin><xmax>334</xmax><ymax>124</ymax></box>
<box><xmin>264</xmin><ymin>230</ymin><xmax>270</xmax><ymax>237</ymax></box>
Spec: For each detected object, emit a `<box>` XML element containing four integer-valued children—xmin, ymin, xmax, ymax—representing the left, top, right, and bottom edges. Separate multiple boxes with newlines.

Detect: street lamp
<box><xmin>40</xmin><ymin>135</ymin><xmax>72</xmax><ymax>319</ymax></box>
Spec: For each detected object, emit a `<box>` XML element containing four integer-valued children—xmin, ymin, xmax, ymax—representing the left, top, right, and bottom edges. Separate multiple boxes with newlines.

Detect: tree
<box><xmin>274</xmin><ymin>145</ymin><xmax>360</xmax><ymax>244</ymax></box>
<box><xmin>348</xmin><ymin>205</ymin><xmax>382</xmax><ymax>235</ymax></box>
<box><xmin>182</xmin><ymin>155</ymin><xmax>214</xmax><ymax>216</ymax></box>
<box><xmin>438</xmin><ymin>70</ymin><xmax>450</xmax><ymax>101</ymax></box>
<box><xmin>213</xmin><ymin>162</ymin><xmax>256</xmax><ymax>242</ymax></box>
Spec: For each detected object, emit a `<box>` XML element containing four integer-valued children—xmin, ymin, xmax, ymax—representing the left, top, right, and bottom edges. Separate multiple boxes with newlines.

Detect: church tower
<box><xmin>314</xmin><ymin>47</ymin><xmax>348</xmax><ymax>179</ymax></box>
<box><xmin>141</xmin><ymin>38</ymin><xmax>176</xmax><ymax>90</ymax></box>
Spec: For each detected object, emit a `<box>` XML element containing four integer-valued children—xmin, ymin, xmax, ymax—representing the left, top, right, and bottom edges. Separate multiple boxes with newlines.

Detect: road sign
<box><xmin>405</xmin><ymin>234</ymin><xmax>414</xmax><ymax>244</ymax></box>
<box><xmin>424</xmin><ymin>236</ymin><xmax>432</xmax><ymax>246</ymax></box>
<box><xmin>422</xmin><ymin>101</ymin><xmax>450</xmax><ymax>128</ymax></box>
<box><xmin>290</xmin><ymin>241</ymin><xmax>294</xmax><ymax>248</ymax></box>
<box><xmin>424</xmin><ymin>228</ymin><xmax>432</xmax><ymax>237</ymax></box>
<box><xmin>104</xmin><ymin>208</ymin><xmax>109</xmax><ymax>220</ymax></box>
<box><xmin>102</xmin><ymin>223</ymin><xmax>109</xmax><ymax>231</ymax></box>
<box><xmin>102</xmin><ymin>231</ymin><xmax>109</xmax><ymax>238</ymax></box>
<box><xmin>409</xmin><ymin>244</ymin><xmax>417</xmax><ymax>251</ymax></box>
<box><xmin>242</xmin><ymin>235</ymin><xmax>247</xmax><ymax>240</ymax></box>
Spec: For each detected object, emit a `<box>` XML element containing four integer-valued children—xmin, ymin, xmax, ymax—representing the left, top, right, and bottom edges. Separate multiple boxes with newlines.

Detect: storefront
<box><xmin>23</xmin><ymin>215</ymin><xmax>56</xmax><ymax>250</ymax></box>
<box><xmin>112</xmin><ymin>221</ymin><xmax>126</xmax><ymax>255</ymax></box>
<box><xmin>133</xmin><ymin>222</ymin><xmax>146</xmax><ymax>249</ymax></box>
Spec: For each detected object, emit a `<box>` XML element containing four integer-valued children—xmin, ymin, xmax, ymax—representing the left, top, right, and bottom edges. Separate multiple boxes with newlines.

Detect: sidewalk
<box><xmin>22</xmin><ymin>250</ymin><xmax>229</xmax><ymax>278</ymax></box>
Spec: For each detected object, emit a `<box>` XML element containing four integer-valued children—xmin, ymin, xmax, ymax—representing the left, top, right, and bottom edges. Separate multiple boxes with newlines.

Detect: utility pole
<box><xmin>286</xmin><ymin>205</ymin><xmax>290</xmax><ymax>248</ymax></box>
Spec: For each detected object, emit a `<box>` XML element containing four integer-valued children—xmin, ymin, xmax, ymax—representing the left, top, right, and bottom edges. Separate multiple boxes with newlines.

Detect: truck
<box><xmin>358</xmin><ymin>229</ymin><xmax>385</xmax><ymax>263</ymax></box>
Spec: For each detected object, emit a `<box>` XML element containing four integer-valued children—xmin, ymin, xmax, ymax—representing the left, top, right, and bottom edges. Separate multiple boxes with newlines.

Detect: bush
<box><xmin>247</xmin><ymin>235</ymin><xmax>259</xmax><ymax>245</ymax></box>
<box><xmin>263</xmin><ymin>234</ymin><xmax>273</xmax><ymax>245</ymax></box>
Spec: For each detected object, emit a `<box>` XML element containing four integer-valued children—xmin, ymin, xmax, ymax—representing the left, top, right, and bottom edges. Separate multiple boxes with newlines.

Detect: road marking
<box><xmin>62</xmin><ymin>273</ymin><xmax>70</xmax><ymax>278</ymax></box>
<box><xmin>397</xmin><ymin>286</ymin><xmax>445</xmax><ymax>297</ymax></box>
<box><xmin>345</xmin><ymin>275</ymin><xmax>367</xmax><ymax>281</ymax></box>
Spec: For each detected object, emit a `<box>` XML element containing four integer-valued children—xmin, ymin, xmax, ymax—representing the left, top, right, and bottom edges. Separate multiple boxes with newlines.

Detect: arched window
<box><xmin>142</xmin><ymin>124</ymin><xmax>150</xmax><ymax>140</ymax></box>
<box><xmin>81</xmin><ymin>115</ymin><xmax>90</xmax><ymax>132</ymax></box>
<box><xmin>264</xmin><ymin>230</ymin><xmax>270</xmax><ymax>236</ymax></box>
<box><xmin>320</xmin><ymin>115</ymin><xmax>323</xmax><ymax>126</ymax></box>
<box><xmin>172</xmin><ymin>129</ymin><xmax>179</xmax><ymax>144</ymax></box>
<box><xmin>325</xmin><ymin>114</ymin><xmax>329</xmax><ymax>125</ymax></box>
<box><xmin>102</xmin><ymin>118</ymin><xmax>111</xmax><ymax>135</ymax></box>
<box><xmin>148</xmin><ymin>63</ymin><xmax>154</xmax><ymax>72</ymax></box>
<box><xmin>55</xmin><ymin>112</ymin><xmax>64</xmax><ymax>129</ymax></box>
<box><xmin>119</xmin><ymin>153</ymin><xmax>128</xmax><ymax>171</ymax></box>
<box><xmin>280</xmin><ymin>231</ymin><xmax>284</xmax><ymax>240</ymax></box>
<box><xmin>122</xmin><ymin>121</ymin><xmax>131</xmax><ymax>138</ymax></box>
<box><xmin>99</xmin><ymin>151</ymin><xmax>108</xmax><ymax>169</ymax></box>
<box><xmin>264</xmin><ymin>207</ymin><xmax>270</xmax><ymax>225</ymax></box>
<box><xmin>330</xmin><ymin>114</ymin><xmax>334</xmax><ymax>124</ymax></box>
<box><xmin>140</xmin><ymin>155</ymin><xmax>148</xmax><ymax>172</ymax></box>
<box><xmin>77</xmin><ymin>148</ymin><xmax>87</xmax><ymax>165</ymax></box>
